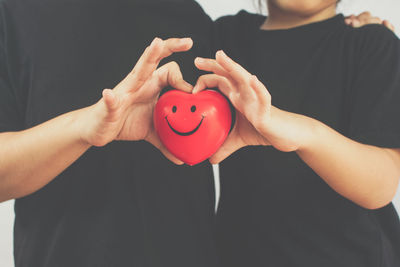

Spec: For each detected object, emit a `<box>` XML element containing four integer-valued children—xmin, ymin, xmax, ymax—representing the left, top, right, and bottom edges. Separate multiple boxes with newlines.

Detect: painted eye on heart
<box><xmin>153</xmin><ymin>89</ymin><xmax>232</xmax><ymax>165</ymax></box>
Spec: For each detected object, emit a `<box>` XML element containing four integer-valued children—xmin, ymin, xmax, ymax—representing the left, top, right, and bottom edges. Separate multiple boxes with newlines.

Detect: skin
<box><xmin>0</xmin><ymin>37</ymin><xmax>193</xmax><ymax>203</ymax></box>
<box><xmin>345</xmin><ymin>12</ymin><xmax>396</xmax><ymax>32</ymax></box>
<box><xmin>0</xmin><ymin>1</ymin><xmax>394</xmax><ymax>204</ymax></box>
<box><xmin>193</xmin><ymin>0</ymin><xmax>400</xmax><ymax>210</ymax></box>
<box><xmin>262</xmin><ymin>0</ymin><xmax>338</xmax><ymax>30</ymax></box>
<box><xmin>263</xmin><ymin>0</ymin><xmax>396</xmax><ymax>32</ymax></box>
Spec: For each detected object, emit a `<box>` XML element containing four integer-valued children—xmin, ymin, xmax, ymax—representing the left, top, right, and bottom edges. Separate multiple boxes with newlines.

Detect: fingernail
<box><xmin>344</xmin><ymin>19</ymin><xmax>351</xmax><ymax>24</ymax></box>
<box><xmin>195</xmin><ymin>57</ymin><xmax>204</xmax><ymax>64</ymax></box>
<box><xmin>217</xmin><ymin>50</ymin><xmax>227</xmax><ymax>58</ymax></box>
<box><xmin>180</xmin><ymin>37</ymin><xmax>192</xmax><ymax>44</ymax></box>
<box><xmin>151</xmin><ymin>37</ymin><xmax>160</xmax><ymax>47</ymax></box>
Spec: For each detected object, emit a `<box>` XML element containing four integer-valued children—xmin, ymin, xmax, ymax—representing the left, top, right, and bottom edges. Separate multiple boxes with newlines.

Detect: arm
<box><xmin>193</xmin><ymin>50</ymin><xmax>400</xmax><ymax>210</ymax></box>
<box><xmin>296</xmin><ymin>114</ymin><xmax>400</xmax><ymax>209</ymax></box>
<box><xmin>0</xmin><ymin>109</ymin><xmax>90</xmax><ymax>202</ymax></box>
<box><xmin>0</xmin><ymin>37</ymin><xmax>193</xmax><ymax>203</ymax></box>
<box><xmin>266</xmin><ymin>106</ymin><xmax>400</xmax><ymax>209</ymax></box>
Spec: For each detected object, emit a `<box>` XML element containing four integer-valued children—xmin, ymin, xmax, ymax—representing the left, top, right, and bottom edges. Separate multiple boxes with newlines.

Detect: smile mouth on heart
<box><xmin>165</xmin><ymin>115</ymin><xmax>205</xmax><ymax>136</ymax></box>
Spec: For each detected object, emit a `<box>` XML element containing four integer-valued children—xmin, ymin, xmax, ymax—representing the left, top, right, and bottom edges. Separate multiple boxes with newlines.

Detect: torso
<box><xmin>215</xmin><ymin>11</ymin><xmax>400</xmax><ymax>267</ymax></box>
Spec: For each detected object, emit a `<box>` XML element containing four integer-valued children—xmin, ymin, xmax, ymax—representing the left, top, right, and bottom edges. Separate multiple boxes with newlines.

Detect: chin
<box><xmin>269</xmin><ymin>0</ymin><xmax>337</xmax><ymax>16</ymax></box>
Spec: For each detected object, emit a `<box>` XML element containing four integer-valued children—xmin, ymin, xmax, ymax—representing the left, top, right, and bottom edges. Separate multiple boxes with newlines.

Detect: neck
<box><xmin>261</xmin><ymin>3</ymin><xmax>337</xmax><ymax>30</ymax></box>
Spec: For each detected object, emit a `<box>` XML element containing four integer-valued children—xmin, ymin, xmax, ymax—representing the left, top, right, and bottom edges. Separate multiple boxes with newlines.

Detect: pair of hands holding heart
<box><xmin>80</xmin><ymin>37</ymin><xmax>310</xmax><ymax>165</ymax></box>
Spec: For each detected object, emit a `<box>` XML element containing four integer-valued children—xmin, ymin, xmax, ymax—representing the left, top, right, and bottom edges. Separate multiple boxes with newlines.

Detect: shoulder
<box><xmin>214</xmin><ymin>10</ymin><xmax>264</xmax><ymax>48</ymax></box>
<box><xmin>356</xmin><ymin>23</ymin><xmax>398</xmax><ymax>43</ymax></box>
<box><xmin>0</xmin><ymin>0</ymin><xmax>208</xmax><ymax>14</ymax></box>
<box><xmin>215</xmin><ymin>10</ymin><xmax>248</xmax><ymax>25</ymax></box>
<box><xmin>346</xmin><ymin>23</ymin><xmax>399</xmax><ymax>56</ymax></box>
<box><xmin>215</xmin><ymin>10</ymin><xmax>265</xmax><ymax>30</ymax></box>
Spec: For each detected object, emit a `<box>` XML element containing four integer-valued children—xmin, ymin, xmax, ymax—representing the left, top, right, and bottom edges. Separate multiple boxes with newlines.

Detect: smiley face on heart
<box><xmin>153</xmin><ymin>89</ymin><xmax>232</xmax><ymax>165</ymax></box>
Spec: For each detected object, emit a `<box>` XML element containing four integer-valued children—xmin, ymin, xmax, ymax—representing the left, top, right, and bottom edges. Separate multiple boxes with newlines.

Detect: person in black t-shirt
<box><xmin>0</xmin><ymin>1</ymin><xmax>219</xmax><ymax>266</ymax></box>
<box><xmin>193</xmin><ymin>0</ymin><xmax>400</xmax><ymax>266</ymax></box>
<box><xmin>0</xmin><ymin>0</ymin><xmax>394</xmax><ymax>266</ymax></box>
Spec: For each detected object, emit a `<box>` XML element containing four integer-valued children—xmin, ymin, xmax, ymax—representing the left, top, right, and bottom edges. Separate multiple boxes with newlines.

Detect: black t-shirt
<box><xmin>0</xmin><ymin>0</ymin><xmax>218</xmax><ymax>266</ymax></box>
<box><xmin>215</xmin><ymin>11</ymin><xmax>400</xmax><ymax>267</ymax></box>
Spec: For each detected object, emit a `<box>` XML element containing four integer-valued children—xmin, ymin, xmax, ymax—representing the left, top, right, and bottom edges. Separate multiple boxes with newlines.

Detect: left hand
<box><xmin>81</xmin><ymin>37</ymin><xmax>194</xmax><ymax>164</ymax></box>
<box><xmin>193</xmin><ymin>51</ymin><xmax>315</xmax><ymax>164</ymax></box>
<box><xmin>345</xmin><ymin>11</ymin><xmax>395</xmax><ymax>32</ymax></box>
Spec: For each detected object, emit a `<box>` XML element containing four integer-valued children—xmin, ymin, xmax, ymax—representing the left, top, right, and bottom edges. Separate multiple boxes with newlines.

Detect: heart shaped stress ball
<box><xmin>154</xmin><ymin>89</ymin><xmax>232</xmax><ymax>165</ymax></box>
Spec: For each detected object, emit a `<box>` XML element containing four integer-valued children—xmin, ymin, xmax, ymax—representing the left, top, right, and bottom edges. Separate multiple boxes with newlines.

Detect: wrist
<box><xmin>265</xmin><ymin>106</ymin><xmax>322</xmax><ymax>152</ymax></box>
<box><xmin>70</xmin><ymin>105</ymin><xmax>97</xmax><ymax>148</ymax></box>
<box><xmin>296</xmin><ymin>116</ymin><xmax>325</xmax><ymax>153</ymax></box>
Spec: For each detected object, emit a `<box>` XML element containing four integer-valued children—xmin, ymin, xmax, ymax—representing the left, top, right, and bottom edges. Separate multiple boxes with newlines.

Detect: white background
<box><xmin>1</xmin><ymin>0</ymin><xmax>400</xmax><ymax>266</ymax></box>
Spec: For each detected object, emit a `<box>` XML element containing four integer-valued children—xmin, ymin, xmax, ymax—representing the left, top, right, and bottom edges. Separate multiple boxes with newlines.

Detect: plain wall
<box><xmin>1</xmin><ymin>0</ymin><xmax>400</xmax><ymax>266</ymax></box>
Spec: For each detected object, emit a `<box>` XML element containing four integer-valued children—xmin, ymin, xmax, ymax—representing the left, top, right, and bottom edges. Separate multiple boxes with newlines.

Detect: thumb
<box><xmin>156</xmin><ymin>61</ymin><xmax>193</xmax><ymax>93</ymax></box>
<box><xmin>145</xmin><ymin>130</ymin><xmax>184</xmax><ymax>165</ymax></box>
<box><xmin>102</xmin><ymin>89</ymin><xmax>119</xmax><ymax>112</ymax></box>
<box><xmin>209</xmin><ymin>133</ymin><xmax>245</xmax><ymax>164</ymax></box>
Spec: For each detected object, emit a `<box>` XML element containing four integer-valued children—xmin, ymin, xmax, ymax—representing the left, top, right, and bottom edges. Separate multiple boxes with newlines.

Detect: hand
<box><xmin>80</xmin><ymin>37</ymin><xmax>193</xmax><ymax>164</ymax></box>
<box><xmin>193</xmin><ymin>51</ymin><xmax>315</xmax><ymax>164</ymax></box>
<box><xmin>345</xmin><ymin>11</ymin><xmax>395</xmax><ymax>32</ymax></box>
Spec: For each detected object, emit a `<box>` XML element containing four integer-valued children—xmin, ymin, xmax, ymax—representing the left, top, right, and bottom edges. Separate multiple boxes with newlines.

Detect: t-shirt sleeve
<box><xmin>0</xmin><ymin>9</ymin><xmax>23</xmax><ymax>133</ymax></box>
<box><xmin>347</xmin><ymin>26</ymin><xmax>400</xmax><ymax>148</ymax></box>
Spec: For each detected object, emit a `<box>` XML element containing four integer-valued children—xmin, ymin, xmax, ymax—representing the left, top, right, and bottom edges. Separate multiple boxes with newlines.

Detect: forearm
<box><xmin>296</xmin><ymin>118</ymin><xmax>400</xmax><ymax>209</ymax></box>
<box><xmin>0</xmin><ymin>107</ymin><xmax>92</xmax><ymax>202</ymax></box>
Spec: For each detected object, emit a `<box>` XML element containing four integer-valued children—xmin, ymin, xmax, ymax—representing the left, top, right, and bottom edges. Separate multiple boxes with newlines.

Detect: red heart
<box><xmin>154</xmin><ymin>89</ymin><xmax>232</xmax><ymax>165</ymax></box>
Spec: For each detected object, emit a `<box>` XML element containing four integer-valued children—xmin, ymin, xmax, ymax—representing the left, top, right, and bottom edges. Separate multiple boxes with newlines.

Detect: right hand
<box><xmin>79</xmin><ymin>37</ymin><xmax>193</xmax><ymax>164</ymax></box>
<box><xmin>345</xmin><ymin>11</ymin><xmax>396</xmax><ymax>32</ymax></box>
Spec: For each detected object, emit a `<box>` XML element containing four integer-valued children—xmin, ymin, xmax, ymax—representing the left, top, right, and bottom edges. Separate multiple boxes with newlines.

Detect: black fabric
<box><xmin>215</xmin><ymin>11</ymin><xmax>400</xmax><ymax>267</ymax></box>
<box><xmin>0</xmin><ymin>0</ymin><xmax>218</xmax><ymax>266</ymax></box>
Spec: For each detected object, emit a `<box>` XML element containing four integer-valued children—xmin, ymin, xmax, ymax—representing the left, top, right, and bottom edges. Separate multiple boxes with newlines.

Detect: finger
<box><xmin>194</xmin><ymin>57</ymin><xmax>230</xmax><ymax>78</ymax></box>
<box><xmin>102</xmin><ymin>89</ymin><xmax>119</xmax><ymax>112</ymax></box>
<box><xmin>357</xmin><ymin>12</ymin><xmax>382</xmax><ymax>26</ymax></box>
<box><xmin>146</xmin><ymin>131</ymin><xmax>184</xmax><ymax>165</ymax></box>
<box><xmin>215</xmin><ymin>50</ymin><xmax>252</xmax><ymax>85</ymax></box>
<box><xmin>193</xmin><ymin>74</ymin><xmax>235</xmax><ymax>97</ymax></box>
<box><xmin>383</xmin><ymin>20</ymin><xmax>395</xmax><ymax>32</ymax></box>
<box><xmin>344</xmin><ymin>14</ymin><xmax>356</xmax><ymax>25</ymax></box>
<box><xmin>365</xmin><ymin>17</ymin><xmax>382</xmax><ymax>25</ymax></box>
<box><xmin>132</xmin><ymin>37</ymin><xmax>193</xmax><ymax>80</ymax></box>
<box><xmin>356</xmin><ymin>11</ymin><xmax>372</xmax><ymax>22</ymax></box>
<box><xmin>345</xmin><ymin>14</ymin><xmax>356</xmax><ymax>20</ymax></box>
<box><xmin>117</xmin><ymin>37</ymin><xmax>193</xmax><ymax>92</ymax></box>
<box><xmin>209</xmin><ymin>132</ymin><xmax>245</xmax><ymax>164</ymax></box>
<box><xmin>159</xmin><ymin>146</ymin><xmax>184</xmax><ymax>165</ymax></box>
<box><xmin>115</xmin><ymin>38</ymin><xmax>163</xmax><ymax>91</ymax></box>
<box><xmin>349</xmin><ymin>11</ymin><xmax>372</xmax><ymax>28</ymax></box>
<box><xmin>350</xmin><ymin>19</ymin><xmax>361</xmax><ymax>28</ymax></box>
<box><xmin>155</xmin><ymin>61</ymin><xmax>193</xmax><ymax>93</ymax></box>
<box><xmin>250</xmin><ymin>75</ymin><xmax>271</xmax><ymax>107</ymax></box>
<box><xmin>161</xmin><ymin>37</ymin><xmax>194</xmax><ymax>56</ymax></box>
